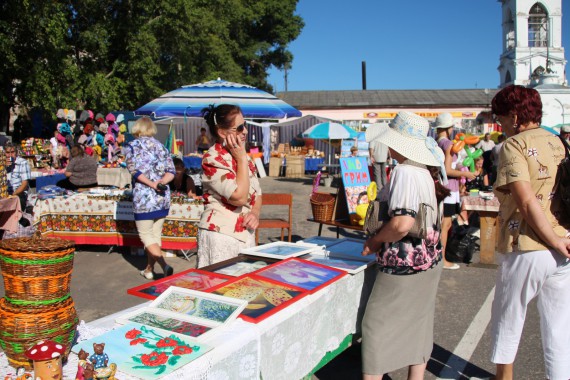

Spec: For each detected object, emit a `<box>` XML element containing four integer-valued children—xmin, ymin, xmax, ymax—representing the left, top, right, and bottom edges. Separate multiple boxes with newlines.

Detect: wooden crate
<box><xmin>285</xmin><ymin>156</ymin><xmax>305</xmax><ymax>178</ymax></box>
<box><xmin>269</xmin><ymin>157</ymin><xmax>282</xmax><ymax>177</ymax></box>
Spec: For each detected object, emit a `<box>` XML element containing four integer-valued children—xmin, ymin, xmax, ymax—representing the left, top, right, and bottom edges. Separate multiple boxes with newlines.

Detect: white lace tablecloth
<box><xmin>0</xmin><ymin>268</ymin><xmax>375</xmax><ymax>379</ymax></box>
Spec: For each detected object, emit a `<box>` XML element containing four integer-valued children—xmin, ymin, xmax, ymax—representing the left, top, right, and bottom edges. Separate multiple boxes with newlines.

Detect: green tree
<box><xmin>0</xmin><ymin>0</ymin><xmax>303</xmax><ymax>133</ymax></box>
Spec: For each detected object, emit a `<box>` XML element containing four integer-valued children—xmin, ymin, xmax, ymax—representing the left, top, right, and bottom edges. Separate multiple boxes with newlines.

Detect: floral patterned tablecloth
<box><xmin>461</xmin><ymin>195</ymin><xmax>500</xmax><ymax>212</ymax></box>
<box><xmin>32</xmin><ymin>194</ymin><xmax>203</xmax><ymax>249</ymax></box>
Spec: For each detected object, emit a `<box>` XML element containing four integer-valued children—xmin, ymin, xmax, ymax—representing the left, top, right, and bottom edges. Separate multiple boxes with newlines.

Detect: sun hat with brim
<box><xmin>561</xmin><ymin>124</ymin><xmax>570</xmax><ymax>133</ymax></box>
<box><xmin>433</xmin><ymin>112</ymin><xmax>454</xmax><ymax>130</ymax></box>
<box><xmin>367</xmin><ymin>111</ymin><xmax>448</xmax><ymax>183</ymax></box>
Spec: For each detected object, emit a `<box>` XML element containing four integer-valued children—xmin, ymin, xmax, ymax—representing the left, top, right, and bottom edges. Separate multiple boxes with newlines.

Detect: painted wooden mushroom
<box><xmin>24</xmin><ymin>340</ymin><xmax>66</xmax><ymax>380</ymax></box>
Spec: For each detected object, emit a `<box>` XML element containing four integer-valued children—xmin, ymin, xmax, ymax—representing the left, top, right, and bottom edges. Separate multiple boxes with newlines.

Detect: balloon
<box><xmin>462</xmin><ymin>148</ymin><xmax>484</xmax><ymax>172</ymax></box>
<box><xmin>452</xmin><ymin>140</ymin><xmax>465</xmax><ymax>153</ymax></box>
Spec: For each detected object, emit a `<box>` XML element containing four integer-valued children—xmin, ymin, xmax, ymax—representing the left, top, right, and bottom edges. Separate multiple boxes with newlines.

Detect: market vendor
<box><xmin>4</xmin><ymin>142</ymin><xmax>31</xmax><ymax>225</ymax></box>
<box><xmin>57</xmin><ymin>145</ymin><xmax>98</xmax><ymax>191</ymax></box>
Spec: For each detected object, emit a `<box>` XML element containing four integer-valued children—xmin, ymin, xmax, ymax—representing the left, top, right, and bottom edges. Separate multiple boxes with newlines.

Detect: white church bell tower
<box><xmin>498</xmin><ymin>0</ymin><xmax>567</xmax><ymax>88</ymax></box>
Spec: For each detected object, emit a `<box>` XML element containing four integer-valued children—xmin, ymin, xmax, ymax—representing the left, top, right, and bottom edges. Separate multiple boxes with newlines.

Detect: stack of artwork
<box><xmin>207</xmin><ymin>257</ymin><xmax>346</xmax><ymax>323</ymax></box>
<box><xmin>116</xmin><ymin>288</ymin><xmax>247</xmax><ymax>341</ymax></box>
<box><xmin>239</xmin><ymin>241</ymin><xmax>324</xmax><ymax>260</ymax></box>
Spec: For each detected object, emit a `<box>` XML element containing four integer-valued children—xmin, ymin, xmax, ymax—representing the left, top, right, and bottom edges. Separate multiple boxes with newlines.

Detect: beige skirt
<box><xmin>361</xmin><ymin>261</ymin><xmax>442</xmax><ymax>375</ymax></box>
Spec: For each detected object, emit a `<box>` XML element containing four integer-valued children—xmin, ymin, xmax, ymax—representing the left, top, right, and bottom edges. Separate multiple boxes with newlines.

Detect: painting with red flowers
<box><xmin>72</xmin><ymin>323</ymin><xmax>211</xmax><ymax>379</ymax></box>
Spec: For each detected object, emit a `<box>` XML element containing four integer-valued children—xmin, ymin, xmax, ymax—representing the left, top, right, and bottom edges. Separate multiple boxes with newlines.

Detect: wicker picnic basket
<box><xmin>310</xmin><ymin>192</ymin><xmax>336</xmax><ymax>222</ymax></box>
<box><xmin>0</xmin><ymin>236</ymin><xmax>75</xmax><ymax>303</ymax></box>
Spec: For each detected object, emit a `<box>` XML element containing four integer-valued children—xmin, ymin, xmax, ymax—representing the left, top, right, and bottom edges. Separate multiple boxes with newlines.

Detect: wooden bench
<box><xmin>306</xmin><ymin>218</ymin><xmax>364</xmax><ymax>238</ymax></box>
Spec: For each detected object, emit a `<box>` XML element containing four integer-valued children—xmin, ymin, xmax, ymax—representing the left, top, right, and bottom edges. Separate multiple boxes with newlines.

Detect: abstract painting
<box><xmin>127</xmin><ymin>269</ymin><xmax>230</xmax><ymax>300</ymax></box>
<box><xmin>72</xmin><ymin>323</ymin><xmax>211</xmax><ymax>379</ymax></box>
<box><xmin>254</xmin><ymin>258</ymin><xmax>346</xmax><ymax>292</ymax></box>
<box><xmin>301</xmin><ymin>254</ymin><xmax>371</xmax><ymax>274</ymax></box>
<box><xmin>151</xmin><ymin>287</ymin><xmax>247</xmax><ymax>325</ymax></box>
<box><xmin>209</xmin><ymin>275</ymin><xmax>307</xmax><ymax>323</ymax></box>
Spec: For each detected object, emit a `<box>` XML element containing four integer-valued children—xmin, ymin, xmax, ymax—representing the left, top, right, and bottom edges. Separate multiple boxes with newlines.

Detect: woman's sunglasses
<box><xmin>233</xmin><ymin>123</ymin><xmax>246</xmax><ymax>133</ymax></box>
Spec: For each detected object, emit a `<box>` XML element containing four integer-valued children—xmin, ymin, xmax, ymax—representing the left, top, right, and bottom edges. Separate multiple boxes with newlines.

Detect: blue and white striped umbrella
<box><xmin>135</xmin><ymin>78</ymin><xmax>301</xmax><ymax>119</ymax></box>
<box><xmin>302</xmin><ymin>122</ymin><xmax>358</xmax><ymax>139</ymax></box>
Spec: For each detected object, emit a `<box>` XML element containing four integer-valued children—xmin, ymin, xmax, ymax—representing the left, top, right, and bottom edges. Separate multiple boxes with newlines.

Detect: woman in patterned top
<box><xmin>490</xmin><ymin>85</ymin><xmax>570</xmax><ymax>380</ymax></box>
<box><xmin>197</xmin><ymin>104</ymin><xmax>262</xmax><ymax>267</ymax></box>
<box><xmin>361</xmin><ymin>112</ymin><xmax>449</xmax><ymax>379</ymax></box>
<box><xmin>124</xmin><ymin>117</ymin><xmax>175</xmax><ymax>280</ymax></box>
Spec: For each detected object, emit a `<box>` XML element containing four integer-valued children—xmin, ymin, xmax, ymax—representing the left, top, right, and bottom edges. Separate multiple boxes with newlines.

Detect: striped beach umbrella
<box><xmin>302</xmin><ymin>122</ymin><xmax>358</xmax><ymax>140</ymax></box>
<box><xmin>135</xmin><ymin>78</ymin><xmax>301</xmax><ymax>119</ymax></box>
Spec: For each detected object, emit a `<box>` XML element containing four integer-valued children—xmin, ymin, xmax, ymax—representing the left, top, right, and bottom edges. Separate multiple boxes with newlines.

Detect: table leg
<box><xmin>478</xmin><ymin>211</ymin><xmax>498</xmax><ymax>266</ymax></box>
<box><xmin>318</xmin><ymin>223</ymin><xmax>323</xmax><ymax>236</ymax></box>
<box><xmin>336</xmin><ymin>226</ymin><xmax>340</xmax><ymax>239</ymax></box>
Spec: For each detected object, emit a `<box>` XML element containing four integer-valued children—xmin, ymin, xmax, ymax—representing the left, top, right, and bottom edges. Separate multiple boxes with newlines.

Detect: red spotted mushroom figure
<box><xmin>24</xmin><ymin>340</ymin><xmax>66</xmax><ymax>380</ymax></box>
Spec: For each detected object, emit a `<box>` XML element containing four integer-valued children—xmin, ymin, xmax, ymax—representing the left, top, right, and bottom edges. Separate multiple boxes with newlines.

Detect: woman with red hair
<box><xmin>490</xmin><ymin>85</ymin><xmax>570</xmax><ymax>380</ymax></box>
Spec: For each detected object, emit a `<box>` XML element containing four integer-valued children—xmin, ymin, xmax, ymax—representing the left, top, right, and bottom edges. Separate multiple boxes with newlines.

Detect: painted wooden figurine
<box><xmin>24</xmin><ymin>340</ymin><xmax>66</xmax><ymax>380</ymax></box>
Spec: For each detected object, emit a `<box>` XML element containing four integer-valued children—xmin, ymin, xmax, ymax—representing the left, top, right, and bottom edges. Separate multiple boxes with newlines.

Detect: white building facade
<box><xmin>498</xmin><ymin>0</ymin><xmax>570</xmax><ymax>126</ymax></box>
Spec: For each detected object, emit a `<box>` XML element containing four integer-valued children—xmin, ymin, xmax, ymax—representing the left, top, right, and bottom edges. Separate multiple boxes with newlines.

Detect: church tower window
<box><xmin>528</xmin><ymin>3</ymin><xmax>548</xmax><ymax>47</ymax></box>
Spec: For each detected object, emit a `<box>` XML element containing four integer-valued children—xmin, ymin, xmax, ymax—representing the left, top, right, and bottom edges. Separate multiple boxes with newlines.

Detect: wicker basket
<box><xmin>0</xmin><ymin>297</ymin><xmax>78</xmax><ymax>369</ymax></box>
<box><xmin>310</xmin><ymin>192</ymin><xmax>336</xmax><ymax>222</ymax></box>
<box><xmin>0</xmin><ymin>237</ymin><xmax>75</xmax><ymax>303</ymax></box>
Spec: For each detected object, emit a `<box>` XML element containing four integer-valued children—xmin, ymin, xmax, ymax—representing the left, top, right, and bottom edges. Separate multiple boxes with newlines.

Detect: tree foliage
<box><xmin>0</xmin><ymin>0</ymin><xmax>303</xmax><ymax>131</ymax></box>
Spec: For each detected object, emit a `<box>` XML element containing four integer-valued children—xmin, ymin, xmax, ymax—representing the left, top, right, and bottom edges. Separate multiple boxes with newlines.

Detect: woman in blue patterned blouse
<box><xmin>124</xmin><ymin>117</ymin><xmax>175</xmax><ymax>280</ymax></box>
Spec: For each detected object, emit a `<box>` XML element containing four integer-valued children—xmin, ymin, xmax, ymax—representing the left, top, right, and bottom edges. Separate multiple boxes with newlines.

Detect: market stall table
<box><xmin>462</xmin><ymin>195</ymin><xmax>500</xmax><ymax>266</ymax></box>
<box><xmin>33</xmin><ymin>194</ymin><xmax>202</xmax><ymax>250</ymax></box>
<box><xmin>0</xmin><ymin>197</ymin><xmax>22</xmax><ymax>234</ymax></box>
<box><xmin>96</xmin><ymin>167</ymin><xmax>132</xmax><ymax>188</ymax></box>
<box><xmin>305</xmin><ymin>157</ymin><xmax>324</xmax><ymax>173</ymax></box>
<box><xmin>1</xmin><ymin>258</ymin><xmax>374</xmax><ymax>379</ymax></box>
<box><xmin>35</xmin><ymin>173</ymin><xmax>67</xmax><ymax>191</ymax></box>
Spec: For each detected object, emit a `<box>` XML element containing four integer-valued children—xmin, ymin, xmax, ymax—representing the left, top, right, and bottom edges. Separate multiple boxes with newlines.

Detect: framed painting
<box><xmin>301</xmin><ymin>253</ymin><xmax>372</xmax><ymax>275</ymax></box>
<box><xmin>239</xmin><ymin>241</ymin><xmax>322</xmax><ymax>260</ymax></box>
<box><xmin>252</xmin><ymin>257</ymin><xmax>347</xmax><ymax>293</ymax></box>
<box><xmin>207</xmin><ymin>275</ymin><xmax>308</xmax><ymax>323</ymax></box>
<box><xmin>200</xmin><ymin>255</ymin><xmax>279</xmax><ymax>275</ymax></box>
<box><xmin>299</xmin><ymin>236</ymin><xmax>342</xmax><ymax>248</ymax></box>
<box><xmin>150</xmin><ymin>287</ymin><xmax>247</xmax><ymax>326</ymax></box>
<box><xmin>72</xmin><ymin>323</ymin><xmax>212</xmax><ymax>380</ymax></box>
<box><xmin>115</xmin><ymin>308</ymin><xmax>219</xmax><ymax>341</ymax></box>
<box><xmin>127</xmin><ymin>269</ymin><xmax>231</xmax><ymax>300</ymax></box>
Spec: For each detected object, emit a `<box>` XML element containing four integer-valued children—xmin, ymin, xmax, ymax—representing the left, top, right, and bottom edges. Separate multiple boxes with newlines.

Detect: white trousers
<box><xmin>490</xmin><ymin>250</ymin><xmax>570</xmax><ymax>380</ymax></box>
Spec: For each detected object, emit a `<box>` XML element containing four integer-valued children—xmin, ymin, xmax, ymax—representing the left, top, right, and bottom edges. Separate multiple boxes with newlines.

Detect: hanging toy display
<box><xmin>451</xmin><ymin>133</ymin><xmax>483</xmax><ymax>172</ymax></box>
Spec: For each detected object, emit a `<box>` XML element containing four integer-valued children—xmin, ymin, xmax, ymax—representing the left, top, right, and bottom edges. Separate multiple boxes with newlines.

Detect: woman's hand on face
<box><xmin>225</xmin><ymin>134</ymin><xmax>246</xmax><ymax>159</ymax></box>
<box><xmin>242</xmin><ymin>213</ymin><xmax>259</xmax><ymax>230</ymax></box>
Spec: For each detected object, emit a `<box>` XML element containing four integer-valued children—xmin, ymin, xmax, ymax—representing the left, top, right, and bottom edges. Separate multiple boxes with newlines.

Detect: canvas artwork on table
<box><xmin>239</xmin><ymin>241</ymin><xmax>322</xmax><ymax>260</ymax></box>
<box><xmin>209</xmin><ymin>275</ymin><xmax>307</xmax><ymax>323</ymax></box>
<box><xmin>299</xmin><ymin>236</ymin><xmax>341</xmax><ymax>248</ymax></box>
<box><xmin>72</xmin><ymin>323</ymin><xmax>211</xmax><ymax>380</ymax></box>
<box><xmin>253</xmin><ymin>257</ymin><xmax>346</xmax><ymax>292</ymax></box>
<box><xmin>301</xmin><ymin>253</ymin><xmax>371</xmax><ymax>274</ymax></box>
<box><xmin>116</xmin><ymin>309</ymin><xmax>216</xmax><ymax>340</ymax></box>
<box><xmin>127</xmin><ymin>269</ymin><xmax>231</xmax><ymax>300</ymax></box>
<box><xmin>326</xmin><ymin>238</ymin><xmax>374</xmax><ymax>263</ymax></box>
<box><xmin>213</xmin><ymin>260</ymin><xmax>270</xmax><ymax>276</ymax></box>
<box><xmin>151</xmin><ymin>287</ymin><xmax>247</xmax><ymax>325</ymax></box>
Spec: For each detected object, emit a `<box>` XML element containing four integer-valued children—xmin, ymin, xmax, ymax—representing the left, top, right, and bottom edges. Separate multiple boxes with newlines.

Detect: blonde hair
<box><xmin>132</xmin><ymin>117</ymin><xmax>157</xmax><ymax>137</ymax></box>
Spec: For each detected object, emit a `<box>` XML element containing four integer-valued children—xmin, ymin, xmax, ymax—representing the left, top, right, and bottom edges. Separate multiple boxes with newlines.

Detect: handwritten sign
<box><xmin>339</xmin><ymin>157</ymin><xmax>370</xmax><ymax>215</ymax></box>
<box><xmin>114</xmin><ymin>201</ymin><xmax>135</xmax><ymax>221</ymax></box>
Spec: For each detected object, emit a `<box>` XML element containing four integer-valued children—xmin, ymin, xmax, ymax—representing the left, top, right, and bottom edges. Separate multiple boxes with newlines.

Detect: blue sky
<box><xmin>268</xmin><ymin>0</ymin><xmax>570</xmax><ymax>92</ymax></box>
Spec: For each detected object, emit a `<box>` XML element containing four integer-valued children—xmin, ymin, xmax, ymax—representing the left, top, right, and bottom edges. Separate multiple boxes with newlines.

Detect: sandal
<box><xmin>164</xmin><ymin>265</ymin><xmax>174</xmax><ymax>277</ymax></box>
<box><xmin>140</xmin><ymin>269</ymin><xmax>154</xmax><ymax>280</ymax></box>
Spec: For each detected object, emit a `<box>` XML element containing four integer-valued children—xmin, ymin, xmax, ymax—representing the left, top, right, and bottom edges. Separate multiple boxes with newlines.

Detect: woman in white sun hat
<box><xmin>361</xmin><ymin>111</ymin><xmax>450</xmax><ymax>379</ymax></box>
<box><xmin>434</xmin><ymin>112</ymin><xmax>476</xmax><ymax>269</ymax></box>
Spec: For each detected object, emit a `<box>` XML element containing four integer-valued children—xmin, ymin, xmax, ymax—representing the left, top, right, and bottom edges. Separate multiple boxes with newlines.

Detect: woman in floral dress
<box><xmin>361</xmin><ymin>111</ymin><xmax>449</xmax><ymax>379</ymax></box>
<box><xmin>197</xmin><ymin>104</ymin><xmax>262</xmax><ymax>267</ymax></box>
<box><xmin>124</xmin><ymin>116</ymin><xmax>175</xmax><ymax>280</ymax></box>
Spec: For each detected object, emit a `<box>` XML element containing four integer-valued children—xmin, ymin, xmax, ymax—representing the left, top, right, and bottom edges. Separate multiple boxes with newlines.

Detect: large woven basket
<box><xmin>310</xmin><ymin>192</ymin><xmax>336</xmax><ymax>222</ymax></box>
<box><xmin>0</xmin><ymin>237</ymin><xmax>75</xmax><ymax>304</ymax></box>
<box><xmin>0</xmin><ymin>297</ymin><xmax>78</xmax><ymax>369</ymax></box>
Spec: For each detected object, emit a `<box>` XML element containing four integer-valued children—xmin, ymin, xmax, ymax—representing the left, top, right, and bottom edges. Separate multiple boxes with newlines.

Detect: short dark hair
<box><xmin>491</xmin><ymin>85</ymin><xmax>542</xmax><ymax>126</ymax></box>
<box><xmin>172</xmin><ymin>157</ymin><xmax>185</xmax><ymax>170</ymax></box>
